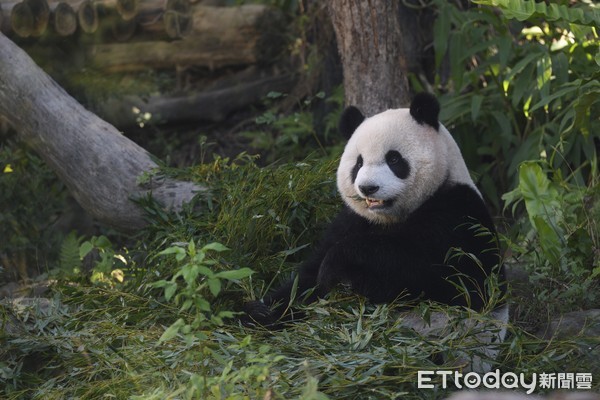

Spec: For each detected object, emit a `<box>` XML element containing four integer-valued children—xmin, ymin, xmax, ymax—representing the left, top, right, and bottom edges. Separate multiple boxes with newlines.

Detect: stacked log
<box><xmin>0</xmin><ymin>0</ymin><xmax>191</xmax><ymax>38</ymax></box>
<box><xmin>87</xmin><ymin>4</ymin><xmax>285</xmax><ymax>72</ymax></box>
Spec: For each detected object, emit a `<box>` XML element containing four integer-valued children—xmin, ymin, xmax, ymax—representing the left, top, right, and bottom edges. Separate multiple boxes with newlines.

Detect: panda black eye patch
<box><xmin>386</xmin><ymin>150</ymin><xmax>410</xmax><ymax>179</ymax></box>
<box><xmin>351</xmin><ymin>155</ymin><xmax>363</xmax><ymax>183</ymax></box>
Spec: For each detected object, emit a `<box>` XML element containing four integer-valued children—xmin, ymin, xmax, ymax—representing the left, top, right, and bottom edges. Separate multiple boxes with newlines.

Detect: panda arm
<box><xmin>243</xmin><ymin>209</ymin><xmax>353</xmax><ymax>326</ymax></box>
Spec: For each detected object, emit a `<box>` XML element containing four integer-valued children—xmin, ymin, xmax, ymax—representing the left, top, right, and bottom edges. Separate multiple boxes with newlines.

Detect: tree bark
<box><xmin>327</xmin><ymin>0</ymin><xmax>410</xmax><ymax>116</ymax></box>
<box><xmin>0</xmin><ymin>32</ymin><xmax>205</xmax><ymax>232</ymax></box>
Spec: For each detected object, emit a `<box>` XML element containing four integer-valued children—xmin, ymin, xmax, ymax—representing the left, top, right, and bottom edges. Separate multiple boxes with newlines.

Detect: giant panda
<box><xmin>244</xmin><ymin>93</ymin><xmax>507</xmax><ymax>329</ymax></box>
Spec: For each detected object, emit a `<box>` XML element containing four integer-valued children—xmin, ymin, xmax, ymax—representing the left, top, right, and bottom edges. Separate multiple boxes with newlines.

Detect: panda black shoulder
<box><xmin>409</xmin><ymin>93</ymin><xmax>440</xmax><ymax>130</ymax></box>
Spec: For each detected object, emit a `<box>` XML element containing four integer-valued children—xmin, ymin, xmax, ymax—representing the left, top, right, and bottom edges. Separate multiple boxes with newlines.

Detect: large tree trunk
<box><xmin>0</xmin><ymin>32</ymin><xmax>205</xmax><ymax>232</ymax></box>
<box><xmin>327</xmin><ymin>0</ymin><xmax>410</xmax><ymax>116</ymax></box>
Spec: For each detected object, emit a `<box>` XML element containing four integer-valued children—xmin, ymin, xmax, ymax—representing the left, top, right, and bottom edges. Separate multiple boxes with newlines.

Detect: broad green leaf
<box><xmin>79</xmin><ymin>241</ymin><xmax>93</xmax><ymax>259</ymax></box>
<box><xmin>94</xmin><ymin>235</ymin><xmax>112</xmax><ymax>249</ymax></box>
<box><xmin>473</xmin><ymin>0</ymin><xmax>600</xmax><ymax>27</ymax></box>
<box><xmin>158</xmin><ymin>246</ymin><xmax>186</xmax><ymax>259</ymax></box>
<box><xmin>201</xmin><ymin>242</ymin><xmax>230</xmax><ymax>253</ymax></box>
<box><xmin>207</xmin><ymin>278</ymin><xmax>222</xmax><ymax>297</ymax></box>
<box><xmin>164</xmin><ymin>281</ymin><xmax>178</xmax><ymax>301</ymax></box>
<box><xmin>158</xmin><ymin>318</ymin><xmax>185</xmax><ymax>343</ymax></box>
<box><xmin>215</xmin><ymin>267</ymin><xmax>254</xmax><ymax>281</ymax></box>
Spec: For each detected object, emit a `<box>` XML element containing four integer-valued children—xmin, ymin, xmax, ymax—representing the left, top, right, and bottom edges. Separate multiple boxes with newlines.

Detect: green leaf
<box><xmin>201</xmin><ymin>242</ymin><xmax>230</xmax><ymax>253</ymax></box>
<box><xmin>433</xmin><ymin>1</ymin><xmax>451</xmax><ymax>68</ymax></box>
<box><xmin>94</xmin><ymin>235</ymin><xmax>112</xmax><ymax>249</ymax></box>
<box><xmin>181</xmin><ymin>264</ymin><xmax>200</xmax><ymax>285</ymax></box>
<box><xmin>473</xmin><ymin>0</ymin><xmax>600</xmax><ymax>27</ymax></box>
<box><xmin>158</xmin><ymin>318</ymin><xmax>185</xmax><ymax>343</ymax></box>
<box><xmin>79</xmin><ymin>241</ymin><xmax>93</xmax><ymax>260</ymax></box>
<box><xmin>158</xmin><ymin>246</ymin><xmax>187</xmax><ymax>260</ymax></box>
<box><xmin>207</xmin><ymin>278</ymin><xmax>222</xmax><ymax>297</ymax></box>
<box><xmin>164</xmin><ymin>281</ymin><xmax>178</xmax><ymax>301</ymax></box>
<box><xmin>470</xmin><ymin>95</ymin><xmax>484</xmax><ymax>121</ymax></box>
<box><xmin>215</xmin><ymin>267</ymin><xmax>254</xmax><ymax>281</ymax></box>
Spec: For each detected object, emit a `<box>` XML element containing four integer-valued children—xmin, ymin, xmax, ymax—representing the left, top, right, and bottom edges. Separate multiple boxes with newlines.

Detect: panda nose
<box><xmin>359</xmin><ymin>185</ymin><xmax>380</xmax><ymax>196</ymax></box>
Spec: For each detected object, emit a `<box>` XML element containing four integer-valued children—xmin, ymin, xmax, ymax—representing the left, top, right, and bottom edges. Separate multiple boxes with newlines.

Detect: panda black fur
<box><xmin>245</xmin><ymin>93</ymin><xmax>506</xmax><ymax>328</ymax></box>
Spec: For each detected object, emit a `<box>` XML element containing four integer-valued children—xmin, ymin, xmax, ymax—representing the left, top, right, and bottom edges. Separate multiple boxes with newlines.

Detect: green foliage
<box><xmin>56</xmin><ymin>232</ymin><xmax>84</xmax><ymax>278</ymax></box>
<box><xmin>503</xmin><ymin>161</ymin><xmax>599</xmax><ymax>312</ymax></box>
<box><xmin>55</xmin><ymin>233</ymin><xmax>128</xmax><ymax>286</ymax></box>
<box><xmin>244</xmin><ymin>89</ymin><xmax>344</xmax><ymax>163</ymax></box>
<box><xmin>139</xmin><ymin>154</ymin><xmax>340</xmax><ymax>289</ymax></box>
<box><xmin>80</xmin><ymin>235</ymin><xmax>128</xmax><ymax>287</ymax></box>
<box><xmin>432</xmin><ymin>0</ymin><xmax>599</xmax><ymax>210</ymax></box>
<box><xmin>0</xmin><ymin>142</ymin><xmax>67</xmax><ymax>280</ymax></box>
<box><xmin>150</xmin><ymin>241</ymin><xmax>253</xmax><ymax>342</ymax></box>
<box><xmin>475</xmin><ymin>0</ymin><xmax>600</xmax><ymax>27</ymax></box>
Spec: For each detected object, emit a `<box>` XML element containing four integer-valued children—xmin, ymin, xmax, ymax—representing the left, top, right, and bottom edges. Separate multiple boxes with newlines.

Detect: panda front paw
<box><xmin>242</xmin><ymin>300</ymin><xmax>276</xmax><ymax>327</ymax></box>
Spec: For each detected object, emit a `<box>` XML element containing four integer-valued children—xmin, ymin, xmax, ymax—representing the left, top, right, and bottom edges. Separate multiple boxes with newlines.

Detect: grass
<box><xmin>1</xmin><ymin>154</ymin><xmax>599</xmax><ymax>399</ymax></box>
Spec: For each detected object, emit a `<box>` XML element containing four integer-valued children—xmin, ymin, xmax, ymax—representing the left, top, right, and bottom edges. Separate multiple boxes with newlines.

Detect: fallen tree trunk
<box><xmin>97</xmin><ymin>69</ymin><xmax>297</xmax><ymax>127</ymax></box>
<box><xmin>87</xmin><ymin>4</ymin><xmax>285</xmax><ymax>72</ymax></box>
<box><xmin>0</xmin><ymin>32</ymin><xmax>205</xmax><ymax>232</ymax></box>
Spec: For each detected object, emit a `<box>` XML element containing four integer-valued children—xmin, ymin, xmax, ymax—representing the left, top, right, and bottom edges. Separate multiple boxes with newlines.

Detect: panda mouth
<box><xmin>365</xmin><ymin>198</ymin><xmax>392</xmax><ymax>209</ymax></box>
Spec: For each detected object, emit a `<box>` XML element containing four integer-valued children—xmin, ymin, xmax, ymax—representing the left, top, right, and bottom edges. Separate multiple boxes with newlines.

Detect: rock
<box><xmin>536</xmin><ymin>309</ymin><xmax>600</xmax><ymax>340</ymax></box>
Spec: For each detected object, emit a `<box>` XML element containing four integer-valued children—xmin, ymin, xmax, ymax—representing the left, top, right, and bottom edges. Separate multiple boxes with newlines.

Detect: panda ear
<box><xmin>409</xmin><ymin>93</ymin><xmax>440</xmax><ymax>130</ymax></box>
<box><xmin>339</xmin><ymin>106</ymin><xmax>365</xmax><ymax>140</ymax></box>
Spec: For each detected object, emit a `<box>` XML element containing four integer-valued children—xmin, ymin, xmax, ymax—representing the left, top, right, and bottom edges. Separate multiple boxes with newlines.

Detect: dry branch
<box><xmin>0</xmin><ymin>32</ymin><xmax>205</xmax><ymax>231</ymax></box>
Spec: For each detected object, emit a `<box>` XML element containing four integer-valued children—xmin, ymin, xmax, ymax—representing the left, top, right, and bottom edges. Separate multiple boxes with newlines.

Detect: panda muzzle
<box><xmin>365</xmin><ymin>198</ymin><xmax>387</xmax><ymax>208</ymax></box>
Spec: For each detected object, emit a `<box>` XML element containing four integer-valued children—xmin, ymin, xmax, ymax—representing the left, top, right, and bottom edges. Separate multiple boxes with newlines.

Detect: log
<box><xmin>50</xmin><ymin>1</ymin><xmax>76</xmax><ymax>36</ymax></box>
<box><xmin>95</xmin><ymin>2</ymin><xmax>136</xmax><ymax>41</ymax></box>
<box><xmin>102</xmin><ymin>0</ymin><xmax>138</xmax><ymax>21</ymax></box>
<box><xmin>27</xmin><ymin>0</ymin><xmax>49</xmax><ymax>36</ymax></box>
<box><xmin>137</xmin><ymin>0</ymin><xmax>192</xmax><ymax>39</ymax></box>
<box><xmin>96</xmin><ymin>68</ymin><xmax>297</xmax><ymax>127</ymax></box>
<box><xmin>0</xmin><ymin>32</ymin><xmax>206</xmax><ymax>232</ymax></box>
<box><xmin>87</xmin><ymin>4</ymin><xmax>285</xmax><ymax>72</ymax></box>
<box><xmin>77</xmin><ymin>0</ymin><xmax>97</xmax><ymax>33</ymax></box>
<box><xmin>9</xmin><ymin>2</ymin><xmax>34</xmax><ymax>37</ymax></box>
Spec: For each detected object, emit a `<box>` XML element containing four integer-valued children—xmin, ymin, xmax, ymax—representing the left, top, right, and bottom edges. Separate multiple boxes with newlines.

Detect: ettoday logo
<box><xmin>418</xmin><ymin>370</ymin><xmax>536</xmax><ymax>394</ymax></box>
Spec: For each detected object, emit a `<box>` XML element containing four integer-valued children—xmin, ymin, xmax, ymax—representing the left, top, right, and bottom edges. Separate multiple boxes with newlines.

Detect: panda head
<box><xmin>337</xmin><ymin>93</ymin><xmax>477</xmax><ymax>224</ymax></box>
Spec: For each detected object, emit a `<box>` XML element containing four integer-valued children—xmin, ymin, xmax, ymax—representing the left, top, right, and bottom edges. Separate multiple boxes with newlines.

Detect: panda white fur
<box><xmin>245</xmin><ymin>93</ymin><xmax>507</xmax><ymax>330</ymax></box>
